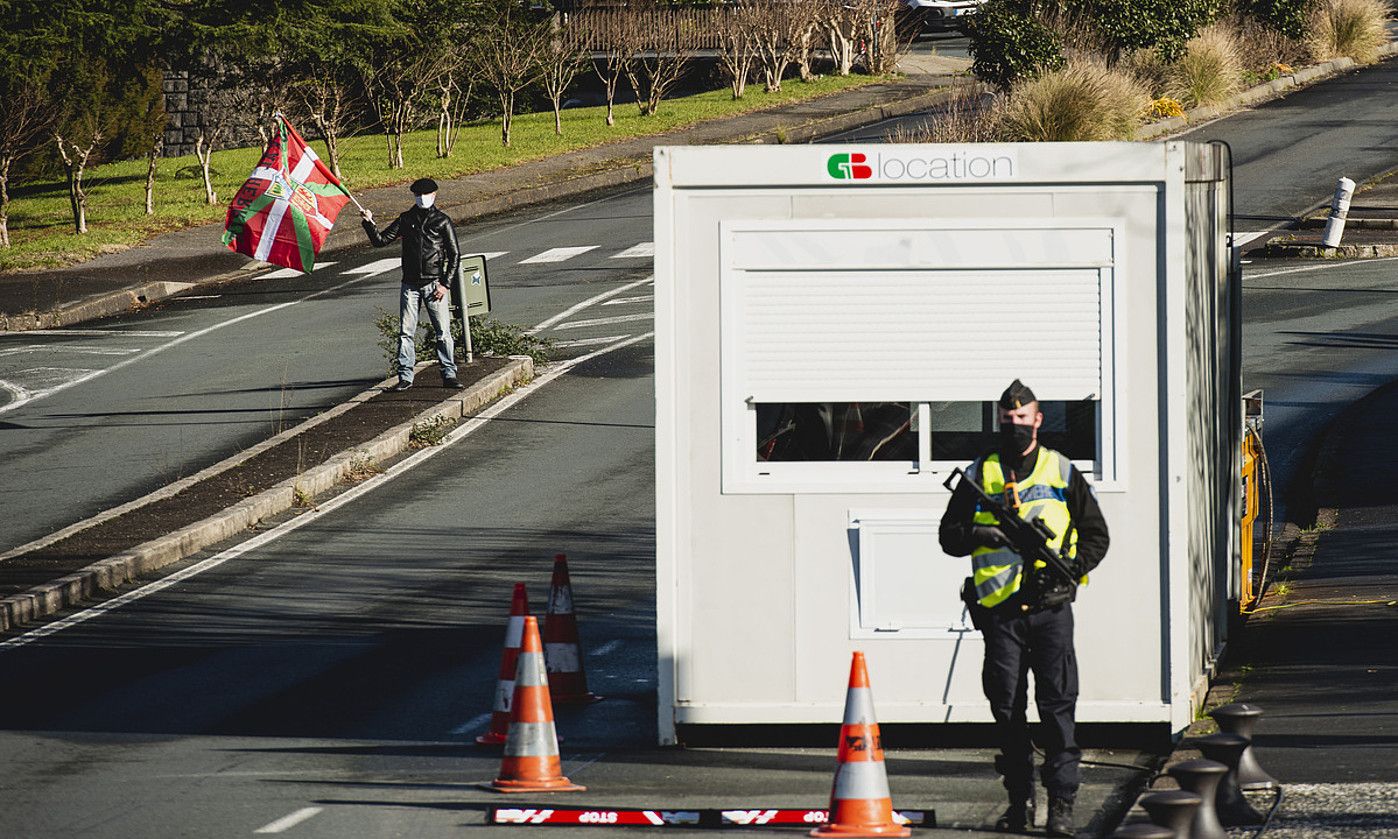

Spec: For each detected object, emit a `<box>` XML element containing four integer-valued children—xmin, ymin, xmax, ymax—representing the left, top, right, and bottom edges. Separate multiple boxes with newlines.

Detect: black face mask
<box><xmin>1000</xmin><ymin>422</ymin><xmax>1035</xmax><ymax>455</ymax></box>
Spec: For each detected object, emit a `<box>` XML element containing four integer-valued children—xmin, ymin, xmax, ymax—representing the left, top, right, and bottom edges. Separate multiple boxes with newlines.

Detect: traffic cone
<box><xmin>811</xmin><ymin>652</ymin><xmax>911</xmax><ymax>838</ymax></box>
<box><xmin>488</xmin><ymin>616</ymin><xmax>586</xmax><ymax>793</ymax></box>
<box><xmin>543</xmin><ymin>554</ymin><xmax>601</xmax><ymax>704</ymax></box>
<box><xmin>477</xmin><ymin>583</ymin><xmax>530</xmax><ymax>746</ymax></box>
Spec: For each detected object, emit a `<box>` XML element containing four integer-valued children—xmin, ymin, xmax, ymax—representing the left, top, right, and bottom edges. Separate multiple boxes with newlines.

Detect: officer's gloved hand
<box><xmin>971</xmin><ymin>525</ymin><xmax>1009</xmax><ymax>549</ymax></box>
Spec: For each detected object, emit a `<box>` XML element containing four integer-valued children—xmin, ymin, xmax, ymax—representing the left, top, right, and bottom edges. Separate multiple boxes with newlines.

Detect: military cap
<box><xmin>998</xmin><ymin>379</ymin><xmax>1038</xmax><ymax>410</ymax></box>
<box><xmin>409</xmin><ymin>177</ymin><xmax>439</xmax><ymax>195</ymax></box>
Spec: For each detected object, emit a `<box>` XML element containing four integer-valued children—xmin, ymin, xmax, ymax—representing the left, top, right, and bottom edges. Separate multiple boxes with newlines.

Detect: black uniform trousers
<box><xmin>980</xmin><ymin>600</ymin><xmax>1081</xmax><ymax>799</ymax></box>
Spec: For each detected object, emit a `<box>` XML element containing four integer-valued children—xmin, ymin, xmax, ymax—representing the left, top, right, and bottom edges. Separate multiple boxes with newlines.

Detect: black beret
<box><xmin>409</xmin><ymin>177</ymin><xmax>439</xmax><ymax>195</ymax></box>
<box><xmin>998</xmin><ymin>379</ymin><xmax>1038</xmax><ymax>410</ymax></box>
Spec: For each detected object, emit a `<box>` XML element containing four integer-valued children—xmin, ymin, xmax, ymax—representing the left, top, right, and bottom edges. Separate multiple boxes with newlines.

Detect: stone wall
<box><xmin>161</xmin><ymin>70</ymin><xmax>266</xmax><ymax>158</ymax></box>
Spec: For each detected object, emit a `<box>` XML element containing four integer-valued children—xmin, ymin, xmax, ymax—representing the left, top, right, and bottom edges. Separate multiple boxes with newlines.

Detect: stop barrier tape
<box><xmin>486</xmin><ymin>807</ymin><xmax>935</xmax><ymax>828</ymax></box>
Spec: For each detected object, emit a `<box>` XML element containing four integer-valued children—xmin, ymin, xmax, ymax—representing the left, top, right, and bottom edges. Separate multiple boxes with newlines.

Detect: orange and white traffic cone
<box><xmin>811</xmin><ymin>652</ymin><xmax>911</xmax><ymax>838</ymax></box>
<box><xmin>477</xmin><ymin>583</ymin><xmax>530</xmax><ymax>746</ymax></box>
<box><xmin>488</xmin><ymin>616</ymin><xmax>586</xmax><ymax>793</ymax></box>
<box><xmin>543</xmin><ymin>554</ymin><xmax>600</xmax><ymax>705</ymax></box>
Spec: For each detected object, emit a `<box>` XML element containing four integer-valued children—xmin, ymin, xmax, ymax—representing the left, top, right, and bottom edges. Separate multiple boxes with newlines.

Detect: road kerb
<box><xmin>0</xmin><ymin>356</ymin><xmax>533</xmax><ymax>632</ymax></box>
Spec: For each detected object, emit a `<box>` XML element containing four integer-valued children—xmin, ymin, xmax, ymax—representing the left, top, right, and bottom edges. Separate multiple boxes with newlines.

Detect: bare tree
<box><xmin>434</xmin><ymin>65</ymin><xmax>474</xmax><ymax>157</ymax></box>
<box><xmin>579</xmin><ymin>6</ymin><xmax>642</xmax><ymax>126</ymax></box>
<box><xmin>144</xmin><ymin>133</ymin><xmax>162</xmax><ymax>215</ymax></box>
<box><xmin>857</xmin><ymin>0</ymin><xmax>911</xmax><ymax>76</ymax></box>
<box><xmin>194</xmin><ymin>121</ymin><xmax>224</xmax><ymax>205</ymax></box>
<box><xmin>618</xmin><ymin>0</ymin><xmax>698</xmax><ymax>117</ymax></box>
<box><xmin>0</xmin><ymin>80</ymin><xmax>52</xmax><ymax>247</ymax></box>
<box><xmin>743</xmin><ymin>0</ymin><xmax>815</xmax><ymax>92</ymax></box>
<box><xmin>54</xmin><ymin>131</ymin><xmax>101</xmax><ymax>235</ymax></box>
<box><xmin>539</xmin><ymin>12</ymin><xmax>588</xmax><ymax>134</ymax></box>
<box><xmin>293</xmin><ymin>76</ymin><xmax>359</xmax><ymax>177</ymax></box>
<box><xmin>473</xmin><ymin>1</ymin><xmax>548</xmax><ymax>147</ymax></box>
<box><xmin>715</xmin><ymin>2</ymin><xmax>756</xmax><ymax>99</ymax></box>
<box><xmin>821</xmin><ymin>0</ymin><xmax>862</xmax><ymax>76</ymax></box>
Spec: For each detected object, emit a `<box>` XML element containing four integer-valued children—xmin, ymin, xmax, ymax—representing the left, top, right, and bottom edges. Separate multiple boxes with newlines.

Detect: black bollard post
<box><xmin>1139</xmin><ymin>790</ymin><xmax>1202</xmax><ymax>839</ymax></box>
<box><xmin>1209</xmin><ymin>702</ymin><xmax>1279</xmax><ymax>790</ymax></box>
<box><xmin>1196</xmin><ymin>733</ymin><xmax>1266</xmax><ymax>826</ymax></box>
<box><xmin>1111</xmin><ymin>823</ymin><xmax>1176</xmax><ymax>838</ymax></box>
<box><xmin>1167</xmin><ymin>759</ymin><xmax>1230</xmax><ymax>839</ymax></box>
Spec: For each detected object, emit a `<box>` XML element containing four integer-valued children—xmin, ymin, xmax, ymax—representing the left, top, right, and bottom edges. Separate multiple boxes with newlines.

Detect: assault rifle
<box><xmin>943</xmin><ymin>467</ymin><xmax>1081</xmax><ymax>611</ymax></box>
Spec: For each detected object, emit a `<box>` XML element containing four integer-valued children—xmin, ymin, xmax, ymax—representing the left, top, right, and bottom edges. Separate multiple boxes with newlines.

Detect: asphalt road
<box><xmin>0</xmin><ymin>188</ymin><xmax>657</xmax><ymax>555</ymax></box>
<box><xmin>2</xmin><ymin>55</ymin><xmax>1398</xmax><ymax>839</ymax></box>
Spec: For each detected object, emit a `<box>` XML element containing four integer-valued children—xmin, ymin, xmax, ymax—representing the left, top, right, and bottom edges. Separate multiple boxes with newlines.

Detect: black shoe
<box><xmin>389</xmin><ymin>379</ymin><xmax>413</xmax><ymax>392</ymax></box>
<box><xmin>994</xmin><ymin>798</ymin><xmax>1034</xmax><ymax>833</ymax></box>
<box><xmin>1045</xmin><ymin>796</ymin><xmax>1074</xmax><ymax>837</ymax></box>
<box><xmin>442</xmin><ymin>376</ymin><xmax>463</xmax><ymax>390</ymax></box>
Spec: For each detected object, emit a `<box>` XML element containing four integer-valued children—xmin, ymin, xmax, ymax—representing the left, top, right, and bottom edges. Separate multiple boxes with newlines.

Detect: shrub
<box><xmin>1149</xmin><ymin>96</ymin><xmax>1186</xmax><ymax>118</ymax></box>
<box><xmin>997</xmin><ymin>59</ymin><xmax>1152</xmax><ymax>142</ymax></box>
<box><xmin>967</xmin><ymin>1</ymin><xmax>1066</xmax><ymax>90</ymax></box>
<box><xmin>1121</xmin><ymin>48</ymin><xmax>1173</xmax><ymax>97</ymax></box>
<box><xmin>887</xmin><ymin>88</ymin><xmax>1003</xmax><ymax>143</ymax></box>
<box><xmin>374</xmin><ymin>309</ymin><xmax>554</xmax><ymax>374</ymax></box>
<box><xmin>1239</xmin><ymin>0</ymin><xmax>1314</xmax><ymax>39</ymax></box>
<box><xmin>1081</xmin><ymin>0</ymin><xmax>1224</xmax><ymax>62</ymax></box>
<box><xmin>1168</xmin><ymin>25</ymin><xmax>1244</xmax><ymax>107</ymax></box>
<box><xmin>1306</xmin><ymin>0</ymin><xmax>1391</xmax><ymax>64</ymax></box>
<box><xmin>1228</xmin><ymin>11</ymin><xmax>1311</xmax><ymax>73</ymax></box>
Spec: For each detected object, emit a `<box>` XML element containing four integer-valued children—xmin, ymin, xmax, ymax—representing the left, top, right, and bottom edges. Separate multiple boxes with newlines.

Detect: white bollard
<box><xmin>1322</xmin><ymin>177</ymin><xmax>1356</xmax><ymax>249</ymax></box>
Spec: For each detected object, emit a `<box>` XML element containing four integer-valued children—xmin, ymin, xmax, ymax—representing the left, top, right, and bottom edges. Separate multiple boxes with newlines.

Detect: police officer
<box><xmin>938</xmin><ymin>380</ymin><xmax>1110</xmax><ymax>837</ymax></box>
<box><xmin>360</xmin><ymin>177</ymin><xmax>463</xmax><ymax>391</ymax></box>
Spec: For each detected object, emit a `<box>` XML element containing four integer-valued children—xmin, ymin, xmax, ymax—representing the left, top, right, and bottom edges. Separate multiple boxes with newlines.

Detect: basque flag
<box><xmin>222</xmin><ymin>114</ymin><xmax>351</xmax><ymax>273</ymax></box>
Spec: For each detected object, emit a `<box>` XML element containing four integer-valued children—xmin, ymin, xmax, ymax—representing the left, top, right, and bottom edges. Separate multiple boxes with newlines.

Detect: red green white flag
<box><xmin>222</xmin><ymin>114</ymin><xmax>351</xmax><ymax>273</ymax></box>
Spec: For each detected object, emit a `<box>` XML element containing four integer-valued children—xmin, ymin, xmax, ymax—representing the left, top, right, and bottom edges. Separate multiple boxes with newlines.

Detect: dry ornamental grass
<box><xmin>1307</xmin><ymin>0</ymin><xmax>1392</xmax><ymax>64</ymax></box>
<box><xmin>1169</xmin><ymin>25</ymin><xmax>1244</xmax><ymax>108</ymax></box>
<box><xmin>997</xmin><ymin>60</ymin><xmax>1151</xmax><ymax>143</ymax></box>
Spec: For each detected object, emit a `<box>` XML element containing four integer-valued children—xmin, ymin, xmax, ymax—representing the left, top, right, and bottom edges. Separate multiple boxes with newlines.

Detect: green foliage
<box><xmin>375</xmin><ymin>308</ymin><xmax>555</xmax><ymax>372</ymax></box>
<box><xmin>1239</xmin><ymin>0</ymin><xmax>1314</xmax><ymax>39</ymax></box>
<box><xmin>967</xmin><ymin>1</ymin><xmax>1066</xmax><ymax>90</ymax></box>
<box><xmin>1080</xmin><ymin>0</ymin><xmax>1225</xmax><ymax>62</ymax></box>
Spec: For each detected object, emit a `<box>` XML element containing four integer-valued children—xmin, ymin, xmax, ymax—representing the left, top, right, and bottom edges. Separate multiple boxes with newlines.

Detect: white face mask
<box><xmin>415</xmin><ymin>193</ymin><xmax>436</xmax><ymax>209</ymax></box>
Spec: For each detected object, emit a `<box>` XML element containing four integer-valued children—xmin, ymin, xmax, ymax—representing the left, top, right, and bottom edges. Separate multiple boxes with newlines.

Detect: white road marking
<box><xmin>172</xmin><ymin>295</ymin><xmax>223</xmax><ymax>301</ymax></box>
<box><xmin>0</xmin><ymin>345</ymin><xmax>141</xmax><ymax>357</ymax></box>
<box><xmin>0</xmin><ymin>331</ymin><xmax>654</xmax><ymax>651</ymax></box>
<box><xmin>0</xmin><ymin>272</ymin><xmax>388</xmax><ymax>416</ymax></box>
<box><xmin>519</xmin><ymin>246</ymin><xmax>598</xmax><ymax>265</ymax></box>
<box><xmin>554</xmin><ymin>312</ymin><xmax>652</xmax><ymax>331</ymax></box>
<box><xmin>452</xmin><ymin>712</ymin><xmax>494</xmax><ymax>735</ymax></box>
<box><xmin>590</xmin><ymin>640</ymin><xmax>621</xmax><ymax>657</ymax></box>
<box><xmin>259</xmin><ymin>261</ymin><xmax>338</xmax><ymax>280</ymax></box>
<box><xmin>1234</xmin><ymin>231</ymin><xmax>1272</xmax><ymax>246</ymax></box>
<box><xmin>0</xmin><ymin>329</ymin><xmax>185</xmax><ymax>338</ymax></box>
<box><xmin>254</xmin><ymin>807</ymin><xmax>323</xmax><ymax>834</ymax></box>
<box><xmin>602</xmin><ymin>295</ymin><xmax>653</xmax><ymax>306</ymax></box>
<box><xmin>476</xmin><ymin>251</ymin><xmax>508</xmax><ymax>260</ymax></box>
<box><xmin>340</xmin><ymin>258</ymin><xmax>400</xmax><ymax>276</ymax></box>
<box><xmin>528</xmin><ymin>276</ymin><xmax>653</xmax><ymax>334</ymax></box>
<box><xmin>611</xmin><ymin>242</ymin><xmax>654</xmax><ymax>259</ymax></box>
<box><xmin>1247</xmin><ymin>255</ymin><xmax>1398</xmax><ymax>280</ymax></box>
<box><xmin>551</xmin><ymin>335</ymin><xmax>630</xmax><ymax>349</ymax></box>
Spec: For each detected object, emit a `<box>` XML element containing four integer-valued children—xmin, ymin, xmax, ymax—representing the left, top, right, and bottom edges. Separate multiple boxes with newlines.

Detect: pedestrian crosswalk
<box><xmin>258</xmin><ymin>243</ymin><xmax>656</xmax><ymax>281</ymax></box>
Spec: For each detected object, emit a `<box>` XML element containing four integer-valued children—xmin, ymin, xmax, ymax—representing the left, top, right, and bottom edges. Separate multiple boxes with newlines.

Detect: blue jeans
<box><xmin>397</xmin><ymin>281</ymin><xmax>457</xmax><ymax>382</ymax></box>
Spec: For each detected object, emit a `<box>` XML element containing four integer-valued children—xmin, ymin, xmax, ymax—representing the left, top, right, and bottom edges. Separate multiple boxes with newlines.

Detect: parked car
<box><xmin>901</xmin><ymin>0</ymin><xmax>985</xmax><ymax>34</ymax></box>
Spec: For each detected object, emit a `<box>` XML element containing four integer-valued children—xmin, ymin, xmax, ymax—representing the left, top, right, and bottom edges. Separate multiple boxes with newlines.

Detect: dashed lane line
<box><xmin>258</xmin><ymin>261</ymin><xmax>338</xmax><ymax>280</ymax></box>
<box><xmin>611</xmin><ymin>242</ymin><xmax>654</xmax><ymax>259</ymax></box>
<box><xmin>0</xmin><ymin>329</ymin><xmax>186</xmax><ymax>338</ymax></box>
<box><xmin>554</xmin><ymin>312</ymin><xmax>652</xmax><ymax>331</ymax></box>
<box><xmin>254</xmin><ymin>807</ymin><xmax>323</xmax><ymax>834</ymax></box>
<box><xmin>528</xmin><ymin>276</ymin><xmax>653</xmax><ymax>334</ymax></box>
<box><xmin>519</xmin><ymin>246</ymin><xmax>599</xmax><ymax>265</ymax></box>
<box><xmin>0</xmin><ymin>345</ymin><xmax>142</xmax><ymax>357</ymax></box>
<box><xmin>1246</xmin><ymin>255</ymin><xmax>1398</xmax><ymax>280</ymax></box>
<box><xmin>0</xmin><ymin>331</ymin><xmax>655</xmax><ymax>651</ymax></box>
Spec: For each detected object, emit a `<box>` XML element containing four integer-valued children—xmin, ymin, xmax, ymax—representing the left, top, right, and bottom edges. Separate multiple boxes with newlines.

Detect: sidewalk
<box><xmin>0</xmin><ymin>74</ymin><xmax>962</xmax><ymax>331</ymax></box>
<box><xmin>1121</xmin><ymin>383</ymin><xmax>1398</xmax><ymax>836</ymax></box>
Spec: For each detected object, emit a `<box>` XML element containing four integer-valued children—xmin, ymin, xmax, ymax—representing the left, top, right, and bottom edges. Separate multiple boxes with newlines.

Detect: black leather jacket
<box><xmin>362</xmin><ymin>206</ymin><xmax>460</xmax><ymax>285</ymax></box>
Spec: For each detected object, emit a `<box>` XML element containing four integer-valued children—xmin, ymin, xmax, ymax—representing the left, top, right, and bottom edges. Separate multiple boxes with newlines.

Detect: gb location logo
<box><xmin>827</xmin><ymin>152</ymin><xmax>873</xmax><ymax>180</ymax></box>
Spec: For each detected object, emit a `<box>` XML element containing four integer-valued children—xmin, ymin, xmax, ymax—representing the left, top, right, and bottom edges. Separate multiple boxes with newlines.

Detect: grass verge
<box><xmin>2</xmin><ymin>74</ymin><xmax>878</xmax><ymax>273</ymax></box>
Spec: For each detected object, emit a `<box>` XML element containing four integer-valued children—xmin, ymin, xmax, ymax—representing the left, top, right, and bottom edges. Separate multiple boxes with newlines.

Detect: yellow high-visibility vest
<box><xmin>970</xmin><ymin>447</ymin><xmax>1079</xmax><ymax>607</ymax></box>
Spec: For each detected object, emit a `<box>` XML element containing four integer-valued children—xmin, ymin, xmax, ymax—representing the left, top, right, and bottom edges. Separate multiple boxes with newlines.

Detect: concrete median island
<box><xmin>0</xmin><ymin>356</ymin><xmax>532</xmax><ymax>632</ymax></box>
